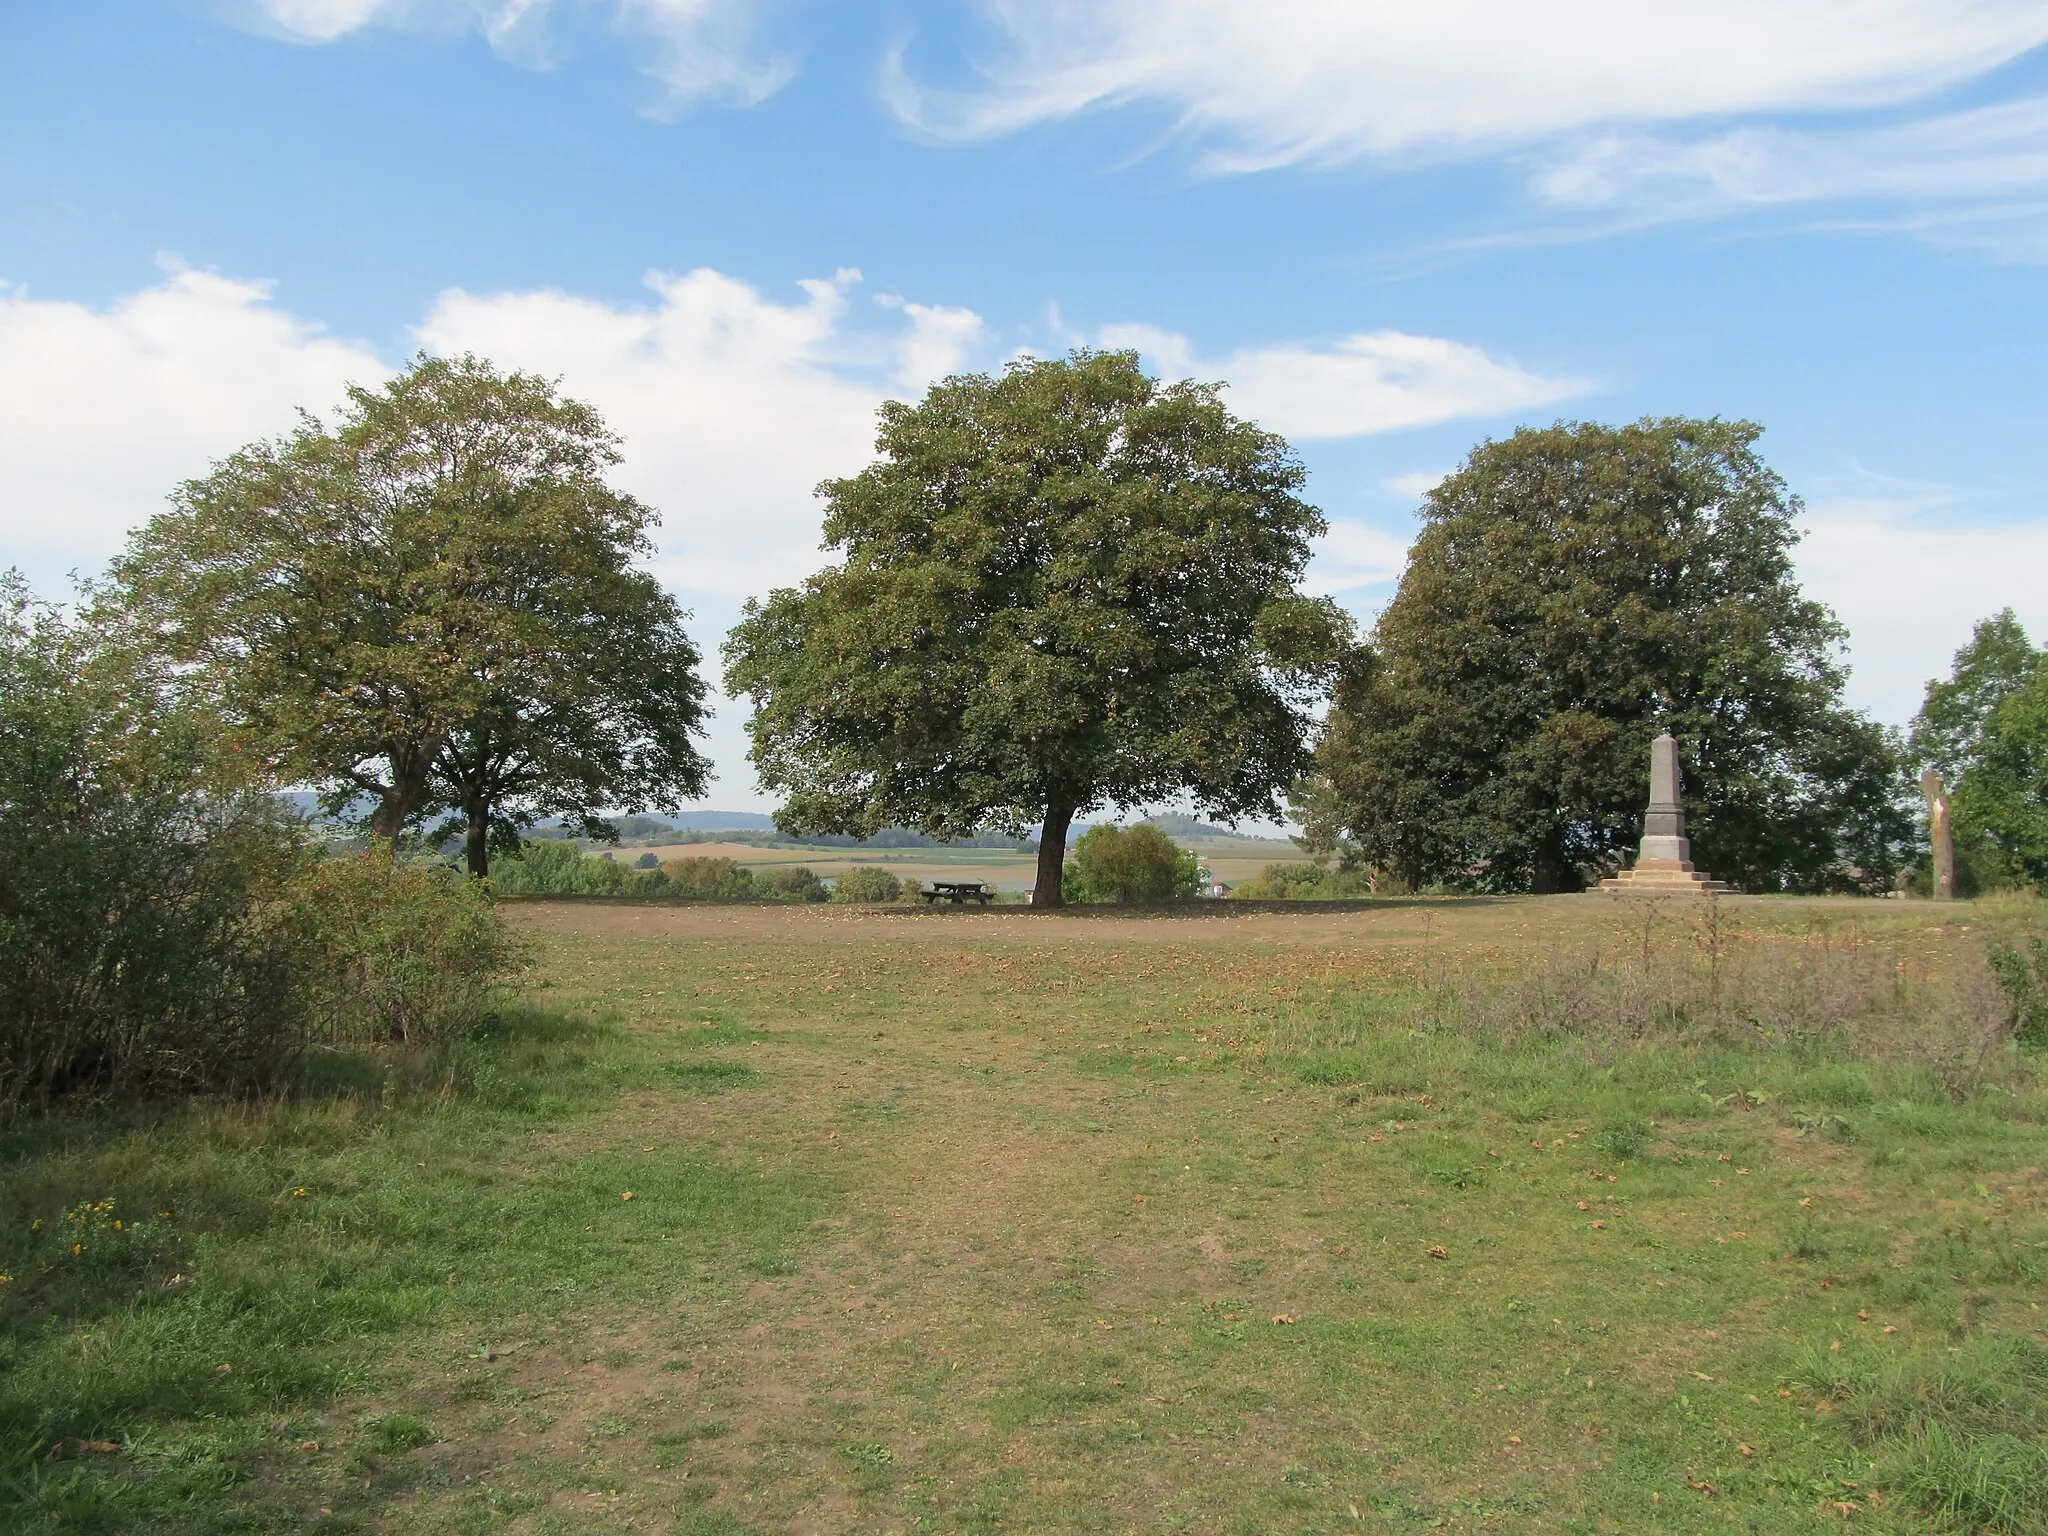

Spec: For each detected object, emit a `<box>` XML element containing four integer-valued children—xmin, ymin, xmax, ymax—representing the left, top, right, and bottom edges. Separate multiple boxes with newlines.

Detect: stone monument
<box><xmin>1594</xmin><ymin>732</ymin><xmax>1733</xmax><ymax>894</ymax></box>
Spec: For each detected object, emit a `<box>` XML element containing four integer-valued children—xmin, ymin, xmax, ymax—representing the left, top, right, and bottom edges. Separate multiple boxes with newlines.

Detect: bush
<box><xmin>1228</xmin><ymin>862</ymin><xmax>1377</xmax><ymax>899</ymax></box>
<box><xmin>488</xmin><ymin>838</ymin><xmax>586</xmax><ymax>895</ymax></box>
<box><xmin>1989</xmin><ymin>937</ymin><xmax>2048</xmax><ymax>1048</ymax></box>
<box><xmin>832</xmin><ymin>866</ymin><xmax>903</xmax><ymax>904</ymax></box>
<box><xmin>573</xmin><ymin>851</ymin><xmax>629</xmax><ymax>895</ymax></box>
<box><xmin>660</xmin><ymin>856</ymin><xmax>756</xmax><ymax>900</ymax></box>
<box><xmin>293</xmin><ymin>854</ymin><xmax>529</xmax><ymax>1048</ymax></box>
<box><xmin>492</xmin><ymin>841</ymin><xmax>675</xmax><ymax>897</ymax></box>
<box><xmin>1064</xmin><ymin>824</ymin><xmax>1199</xmax><ymax>904</ymax></box>
<box><xmin>758</xmin><ymin>865</ymin><xmax>828</xmax><ymax>903</ymax></box>
<box><xmin>0</xmin><ymin>579</ymin><xmax>318</xmax><ymax>1109</ymax></box>
<box><xmin>0</xmin><ymin>576</ymin><xmax>533</xmax><ymax>1108</ymax></box>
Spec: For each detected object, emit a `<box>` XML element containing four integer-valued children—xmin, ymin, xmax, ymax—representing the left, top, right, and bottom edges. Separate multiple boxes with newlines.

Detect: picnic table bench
<box><xmin>922</xmin><ymin>880</ymin><xmax>994</xmax><ymax>906</ymax></box>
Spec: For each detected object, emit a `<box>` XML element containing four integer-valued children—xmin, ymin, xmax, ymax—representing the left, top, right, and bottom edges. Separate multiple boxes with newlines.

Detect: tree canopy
<box><xmin>722</xmin><ymin>349</ymin><xmax>1347</xmax><ymax>906</ymax></box>
<box><xmin>1911</xmin><ymin>609</ymin><xmax>2040</xmax><ymax>783</ymax></box>
<box><xmin>1915</xmin><ymin>612</ymin><xmax>2048</xmax><ymax>892</ymax></box>
<box><xmin>1300</xmin><ymin>417</ymin><xmax>1910</xmax><ymax>893</ymax></box>
<box><xmin>109</xmin><ymin>353</ymin><xmax>711</xmax><ymax>872</ymax></box>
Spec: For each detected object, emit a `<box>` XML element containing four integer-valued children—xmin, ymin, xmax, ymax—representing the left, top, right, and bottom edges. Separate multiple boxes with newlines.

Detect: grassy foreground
<box><xmin>4</xmin><ymin>896</ymin><xmax>2047</xmax><ymax>1535</ymax></box>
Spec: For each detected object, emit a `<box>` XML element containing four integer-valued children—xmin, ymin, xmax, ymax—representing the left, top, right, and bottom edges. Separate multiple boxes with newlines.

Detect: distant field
<box><xmin>7</xmin><ymin>894</ymin><xmax>2045</xmax><ymax>1534</ymax></box>
<box><xmin>637</xmin><ymin>834</ymin><xmax>1309</xmax><ymax>892</ymax></box>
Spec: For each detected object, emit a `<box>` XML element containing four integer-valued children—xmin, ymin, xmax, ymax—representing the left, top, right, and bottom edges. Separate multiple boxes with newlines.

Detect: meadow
<box><xmin>4</xmin><ymin>894</ymin><xmax>2046</xmax><ymax>1535</ymax></box>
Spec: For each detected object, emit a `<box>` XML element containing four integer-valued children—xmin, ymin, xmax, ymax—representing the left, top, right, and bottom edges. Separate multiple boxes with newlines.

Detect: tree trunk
<box><xmin>1033</xmin><ymin>797</ymin><xmax>1076</xmax><ymax>909</ymax></box>
<box><xmin>465</xmin><ymin>803</ymin><xmax>490</xmax><ymax>879</ymax></box>
<box><xmin>367</xmin><ymin>737</ymin><xmax>444</xmax><ymax>855</ymax></box>
<box><xmin>1921</xmin><ymin>769</ymin><xmax>1954</xmax><ymax>900</ymax></box>
<box><xmin>369</xmin><ymin>792</ymin><xmax>410</xmax><ymax>856</ymax></box>
<box><xmin>1529</xmin><ymin>846</ymin><xmax>1563</xmax><ymax>894</ymax></box>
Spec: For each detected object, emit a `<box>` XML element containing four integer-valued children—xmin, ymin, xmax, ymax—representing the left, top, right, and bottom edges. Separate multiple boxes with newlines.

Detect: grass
<box><xmin>2</xmin><ymin>894</ymin><xmax>2045</xmax><ymax>1534</ymax></box>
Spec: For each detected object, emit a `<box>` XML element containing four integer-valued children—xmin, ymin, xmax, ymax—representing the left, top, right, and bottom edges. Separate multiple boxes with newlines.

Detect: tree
<box><xmin>723</xmin><ymin>350</ymin><xmax>1347</xmax><ymax>907</ymax></box>
<box><xmin>110</xmin><ymin>354</ymin><xmax>711</xmax><ymax>873</ymax></box>
<box><xmin>424</xmin><ymin>559</ymin><xmax>710</xmax><ymax>876</ymax></box>
<box><xmin>1064</xmin><ymin>823</ymin><xmax>1200</xmax><ymax>903</ymax></box>
<box><xmin>1910</xmin><ymin>609</ymin><xmax>2039</xmax><ymax>782</ymax></box>
<box><xmin>1301</xmin><ymin>418</ymin><xmax>1910</xmax><ymax>893</ymax></box>
<box><xmin>1909</xmin><ymin>612</ymin><xmax>2041</xmax><ymax>895</ymax></box>
<box><xmin>1951</xmin><ymin>665</ymin><xmax>2048</xmax><ymax>892</ymax></box>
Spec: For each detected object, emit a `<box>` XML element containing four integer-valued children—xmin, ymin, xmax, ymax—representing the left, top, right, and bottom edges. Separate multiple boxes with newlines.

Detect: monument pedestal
<box><xmin>1592</xmin><ymin>732</ymin><xmax>1734</xmax><ymax>895</ymax></box>
<box><xmin>1595</xmin><ymin>860</ymin><xmax>1734</xmax><ymax>894</ymax></box>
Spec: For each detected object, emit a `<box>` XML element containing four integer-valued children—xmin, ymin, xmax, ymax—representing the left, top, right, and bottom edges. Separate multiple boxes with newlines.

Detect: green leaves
<box><xmin>723</xmin><ymin>350</ymin><xmax>1333</xmax><ymax>901</ymax></box>
<box><xmin>106</xmin><ymin>353</ymin><xmax>711</xmax><ymax>870</ymax></box>
<box><xmin>1307</xmin><ymin>417</ymin><xmax>1910</xmax><ymax>894</ymax></box>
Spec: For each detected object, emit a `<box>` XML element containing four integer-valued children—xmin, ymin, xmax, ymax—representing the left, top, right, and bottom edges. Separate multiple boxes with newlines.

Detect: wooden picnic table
<box><xmin>922</xmin><ymin>880</ymin><xmax>994</xmax><ymax>906</ymax></box>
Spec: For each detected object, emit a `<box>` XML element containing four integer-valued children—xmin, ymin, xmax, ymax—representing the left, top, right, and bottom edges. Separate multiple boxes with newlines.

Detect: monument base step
<box><xmin>1592</xmin><ymin>868</ymin><xmax>1736</xmax><ymax>895</ymax></box>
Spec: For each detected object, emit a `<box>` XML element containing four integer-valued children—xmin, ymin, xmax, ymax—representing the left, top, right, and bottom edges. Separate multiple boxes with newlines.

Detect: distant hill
<box><xmin>1141</xmin><ymin>813</ymin><xmax>1269</xmax><ymax>841</ymax></box>
<box><xmin>666</xmin><ymin>810</ymin><xmax>779</xmax><ymax>830</ymax></box>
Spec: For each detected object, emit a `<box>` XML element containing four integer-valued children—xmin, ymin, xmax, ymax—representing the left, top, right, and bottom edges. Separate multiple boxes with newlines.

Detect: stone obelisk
<box><xmin>1595</xmin><ymin>732</ymin><xmax>1733</xmax><ymax>894</ymax></box>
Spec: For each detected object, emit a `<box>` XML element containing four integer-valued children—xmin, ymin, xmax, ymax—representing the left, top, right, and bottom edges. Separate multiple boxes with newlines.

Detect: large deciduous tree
<box><xmin>1300</xmin><ymin>418</ymin><xmax>1911</xmax><ymax>894</ymax></box>
<box><xmin>1911</xmin><ymin>610</ymin><xmax>2040</xmax><ymax>784</ymax></box>
<box><xmin>1955</xmin><ymin>668</ymin><xmax>2048</xmax><ymax>891</ymax></box>
<box><xmin>1915</xmin><ymin>612</ymin><xmax>2047</xmax><ymax>891</ymax></box>
<box><xmin>722</xmin><ymin>350</ymin><xmax>1347</xmax><ymax>907</ymax></box>
<box><xmin>110</xmin><ymin>353</ymin><xmax>711</xmax><ymax>872</ymax></box>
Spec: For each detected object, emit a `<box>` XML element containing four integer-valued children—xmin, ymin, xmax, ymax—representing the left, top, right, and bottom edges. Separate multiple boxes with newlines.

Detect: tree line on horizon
<box><xmin>17</xmin><ymin>348</ymin><xmax>2048</xmax><ymax>905</ymax></box>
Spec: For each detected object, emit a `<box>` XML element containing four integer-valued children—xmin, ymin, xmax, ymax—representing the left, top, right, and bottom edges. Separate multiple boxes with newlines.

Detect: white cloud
<box><xmin>1795</xmin><ymin>503</ymin><xmax>2048</xmax><ymax>725</ymax></box>
<box><xmin>1304</xmin><ymin>518</ymin><xmax>1410</xmax><ymax>598</ymax></box>
<box><xmin>0</xmin><ymin>263</ymin><xmax>983</xmax><ymax>603</ymax></box>
<box><xmin>1099</xmin><ymin>322</ymin><xmax>1587</xmax><ymax>439</ymax></box>
<box><xmin>416</xmin><ymin>268</ymin><xmax>975</xmax><ymax>600</ymax></box>
<box><xmin>1383</xmin><ymin>471</ymin><xmax>1445</xmax><ymax>501</ymax></box>
<box><xmin>239</xmin><ymin>0</ymin><xmax>791</xmax><ymax>107</ymax></box>
<box><xmin>0</xmin><ymin>263</ymin><xmax>978</xmax><ymax>808</ymax></box>
<box><xmin>876</xmin><ymin>293</ymin><xmax>986</xmax><ymax>389</ymax></box>
<box><xmin>1534</xmin><ymin>95</ymin><xmax>2048</xmax><ymax>219</ymax></box>
<box><xmin>0</xmin><ymin>266</ymin><xmax>386</xmax><ymax>561</ymax></box>
<box><xmin>899</xmin><ymin>1</ymin><xmax>2048</xmax><ymax>169</ymax></box>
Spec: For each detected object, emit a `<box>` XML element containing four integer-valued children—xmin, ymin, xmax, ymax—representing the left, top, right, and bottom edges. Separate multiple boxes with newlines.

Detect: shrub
<box><xmin>833</xmin><ymin>866</ymin><xmax>903</xmax><ymax>904</ymax></box>
<box><xmin>1228</xmin><ymin>862</ymin><xmax>1375</xmax><ymax>900</ymax></box>
<box><xmin>0</xmin><ymin>579</ymin><xmax>318</xmax><ymax>1109</ymax></box>
<box><xmin>1988</xmin><ymin>936</ymin><xmax>2048</xmax><ymax>1048</ymax></box>
<box><xmin>758</xmin><ymin>865</ymin><xmax>828</xmax><ymax>903</ymax></box>
<box><xmin>571</xmin><ymin>851</ymin><xmax>627</xmax><ymax>895</ymax></box>
<box><xmin>660</xmin><ymin>856</ymin><xmax>755</xmax><ymax>900</ymax></box>
<box><xmin>492</xmin><ymin>841</ymin><xmax>668</xmax><ymax>897</ymax></box>
<box><xmin>1065</xmin><ymin>824</ymin><xmax>1199</xmax><ymax>904</ymax></box>
<box><xmin>293</xmin><ymin>854</ymin><xmax>529</xmax><ymax>1048</ymax></box>
<box><xmin>488</xmin><ymin>838</ymin><xmax>586</xmax><ymax>895</ymax></box>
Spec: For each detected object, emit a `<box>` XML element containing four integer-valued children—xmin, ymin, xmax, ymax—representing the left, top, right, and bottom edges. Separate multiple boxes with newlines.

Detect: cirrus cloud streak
<box><xmin>235</xmin><ymin>0</ymin><xmax>792</xmax><ymax>107</ymax></box>
<box><xmin>896</xmin><ymin>0</ymin><xmax>2048</xmax><ymax>168</ymax></box>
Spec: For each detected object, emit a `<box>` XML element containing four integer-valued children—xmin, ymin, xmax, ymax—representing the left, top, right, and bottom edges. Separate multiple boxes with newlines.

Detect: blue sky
<box><xmin>5</xmin><ymin>1</ymin><xmax>2048</xmax><ymax>811</ymax></box>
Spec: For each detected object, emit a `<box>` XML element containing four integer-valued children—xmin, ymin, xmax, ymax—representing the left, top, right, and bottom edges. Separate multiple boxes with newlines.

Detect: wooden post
<box><xmin>1920</xmin><ymin>768</ymin><xmax>1954</xmax><ymax>901</ymax></box>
